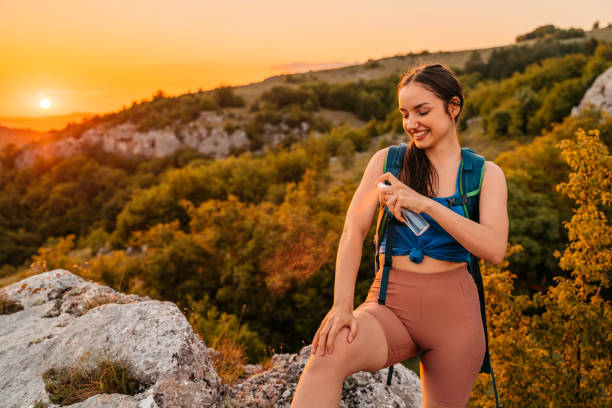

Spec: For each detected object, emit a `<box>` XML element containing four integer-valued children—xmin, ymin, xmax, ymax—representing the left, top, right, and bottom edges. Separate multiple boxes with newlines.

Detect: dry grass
<box><xmin>460</xmin><ymin>118</ymin><xmax>521</xmax><ymax>161</ymax></box>
<box><xmin>209</xmin><ymin>335</ymin><xmax>247</xmax><ymax>385</ymax></box>
<box><xmin>0</xmin><ymin>291</ymin><xmax>23</xmax><ymax>315</ymax></box>
<box><xmin>79</xmin><ymin>293</ymin><xmax>123</xmax><ymax>316</ymax></box>
<box><xmin>41</xmin><ymin>349</ymin><xmax>140</xmax><ymax>406</ymax></box>
<box><xmin>229</xmin><ymin>48</ymin><xmax>491</xmax><ymax>105</ymax></box>
<box><xmin>256</xmin><ymin>345</ymin><xmax>277</xmax><ymax>372</ymax></box>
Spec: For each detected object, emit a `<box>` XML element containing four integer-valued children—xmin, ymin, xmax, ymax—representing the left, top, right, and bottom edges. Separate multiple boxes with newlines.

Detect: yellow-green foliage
<box><xmin>470</xmin><ymin>128</ymin><xmax>612</xmax><ymax>407</ymax></box>
<box><xmin>465</xmin><ymin>42</ymin><xmax>612</xmax><ymax>139</ymax></box>
<box><xmin>494</xmin><ymin>110</ymin><xmax>612</xmax><ymax>285</ymax></box>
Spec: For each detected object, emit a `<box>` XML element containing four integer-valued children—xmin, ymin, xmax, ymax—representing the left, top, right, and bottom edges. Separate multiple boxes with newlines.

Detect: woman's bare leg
<box><xmin>291</xmin><ymin>310</ymin><xmax>389</xmax><ymax>407</ymax></box>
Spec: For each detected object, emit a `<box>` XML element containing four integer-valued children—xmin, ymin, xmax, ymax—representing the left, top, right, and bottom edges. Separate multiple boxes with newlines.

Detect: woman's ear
<box><xmin>448</xmin><ymin>96</ymin><xmax>461</xmax><ymax>120</ymax></box>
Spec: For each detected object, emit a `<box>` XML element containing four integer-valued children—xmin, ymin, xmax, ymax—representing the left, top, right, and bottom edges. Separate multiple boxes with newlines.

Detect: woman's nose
<box><xmin>405</xmin><ymin>116</ymin><xmax>419</xmax><ymax>131</ymax></box>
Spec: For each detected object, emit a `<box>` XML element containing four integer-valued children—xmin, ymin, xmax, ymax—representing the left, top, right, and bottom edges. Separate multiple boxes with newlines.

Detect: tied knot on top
<box><xmin>409</xmin><ymin>248</ymin><xmax>424</xmax><ymax>263</ymax></box>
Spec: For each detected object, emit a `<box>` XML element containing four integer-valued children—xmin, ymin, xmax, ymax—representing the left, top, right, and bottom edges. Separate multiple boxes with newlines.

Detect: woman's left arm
<box><xmin>376</xmin><ymin>161</ymin><xmax>509</xmax><ymax>264</ymax></box>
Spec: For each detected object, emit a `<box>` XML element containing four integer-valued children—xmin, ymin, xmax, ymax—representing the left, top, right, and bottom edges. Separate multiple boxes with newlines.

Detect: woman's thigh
<box><xmin>307</xmin><ymin>308</ymin><xmax>391</xmax><ymax>377</ymax></box>
<box><xmin>419</xmin><ymin>275</ymin><xmax>486</xmax><ymax>407</ymax></box>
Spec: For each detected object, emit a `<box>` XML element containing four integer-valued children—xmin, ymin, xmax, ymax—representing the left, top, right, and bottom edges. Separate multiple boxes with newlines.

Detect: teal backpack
<box><xmin>373</xmin><ymin>143</ymin><xmax>501</xmax><ymax>408</ymax></box>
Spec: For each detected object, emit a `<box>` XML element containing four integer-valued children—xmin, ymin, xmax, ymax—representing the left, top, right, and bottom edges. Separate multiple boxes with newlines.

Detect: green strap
<box><xmin>466</xmin><ymin>162</ymin><xmax>485</xmax><ymax>197</ymax></box>
<box><xmin>460</xmin><ymin>157</ymin><xmax>486</xmax><ymax>217</ymax></box>
<box><xmin>459</xmin><ymin>160</ymin><xmax>470</xmax><ymax>218</ymax></box>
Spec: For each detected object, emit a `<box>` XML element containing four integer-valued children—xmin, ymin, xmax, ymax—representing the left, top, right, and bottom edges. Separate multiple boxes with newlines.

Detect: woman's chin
<box><xmin>414</xmin><ymin>138</ymin><xmax>427</xmax><ymax>148</ymax></box>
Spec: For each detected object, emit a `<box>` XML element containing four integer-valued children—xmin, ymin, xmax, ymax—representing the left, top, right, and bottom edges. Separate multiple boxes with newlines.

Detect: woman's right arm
<box><xmin>311</xmin><ymin>147</ymin><xmax>388</xmax><ymax>356</ymax></box>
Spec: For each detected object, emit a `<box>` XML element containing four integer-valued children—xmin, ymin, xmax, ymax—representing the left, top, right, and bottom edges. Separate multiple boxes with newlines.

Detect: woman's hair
<box><xmin>396</xmin><ymin>63</ymin><xmax>464</xmax><ymax>197</ymax></box>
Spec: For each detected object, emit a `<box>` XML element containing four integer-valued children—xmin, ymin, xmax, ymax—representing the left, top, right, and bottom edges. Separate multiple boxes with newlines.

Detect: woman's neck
<box><xmin>424</xmin><ymin>137</ymin><xmax>462</xmax><ymax>170</ymax></box>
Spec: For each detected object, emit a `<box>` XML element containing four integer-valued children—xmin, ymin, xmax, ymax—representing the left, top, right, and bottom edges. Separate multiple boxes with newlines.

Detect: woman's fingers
<box><xmin>375</xmin><ymin>172</ymin><xmax>400</xmax><ymax>186</ymax></box>
<box><xmin>378</xmin><ymin>190</ymin><xmax>389</xmax><ymax>205</ymax></box>
<box><xmin>317</xmin><ymin>321</ymin><xmax>331</xmax><ymax>355</ymax></box>
<box><xmin>326</xmin><ymin>324</ymin><xmax>341</xmax><ymax>354</ymax></box>
<box><xmin>347</xmin><ymin>317</ymin><xmax>358</xmax><ymax>343</ymax></box>
<box><xmin>311</xmin><ymin>327</ymin><xmax>320</xmax><ymax>354</ymax></box>
<box><xmin>393</xmin><ymin>199</ymin><xmax>403</xmax><ymax>222</ymax></box>
<box><xmin>312</xmin><ymin>316</ymin><xmax>328</xmax><ymax>354</ymax></box>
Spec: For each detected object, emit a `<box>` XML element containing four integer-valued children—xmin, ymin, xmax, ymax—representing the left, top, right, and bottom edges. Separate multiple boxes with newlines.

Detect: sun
<box><xmin>39</xmin><ymin>98</ymin><xmax>52</xmax><ymax>109</ymax></box>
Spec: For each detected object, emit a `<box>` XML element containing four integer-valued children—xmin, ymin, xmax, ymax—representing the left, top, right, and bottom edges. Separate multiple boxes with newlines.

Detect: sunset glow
<box><xmin>0</xmin><ymin>0</ymin><xmax>610</xmax><ymax>126</ymax></box>
<box><xmin>39</xmin><ymin>98</ymin><xmax>51</xmax><ymax>109</ymax></box>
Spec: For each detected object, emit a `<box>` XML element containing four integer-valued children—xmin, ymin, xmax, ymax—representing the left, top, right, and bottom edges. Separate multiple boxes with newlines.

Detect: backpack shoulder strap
<box><xmin>384</xmin><ymin>143</ymin><xmax>408</xmax><ymax>177</ymax></box>
<box><xmin>459</xmin><ymin>147</ymin><xmax>486</xmax><ymax>222</ymax></box>
<box><xmin>374</xmin><ymin>143</ymin><xmax>407</xmax><ymax>388</ymax></box>
<box><xmin>374</xmin><ymin>144</ymin><xmax>408</xmax><ymax>255</ymax></box>
<box><xmin>459</xmin><ymin>148</ymin><xmax>501</xmax><ymax>407</ymax></box>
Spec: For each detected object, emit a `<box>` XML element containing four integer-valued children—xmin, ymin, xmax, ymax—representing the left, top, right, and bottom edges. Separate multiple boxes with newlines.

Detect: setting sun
<box><xmin>39</xmin><ymin>98</ymin><xmax>51</xmax><ymax>109</ymax></box>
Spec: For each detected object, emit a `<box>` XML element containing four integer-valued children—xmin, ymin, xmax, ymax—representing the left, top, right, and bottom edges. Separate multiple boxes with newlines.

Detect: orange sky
<box><xmin>1</xmin><ymin>0</ymin><xmax>610</xmax><ymax>120</ymax></box>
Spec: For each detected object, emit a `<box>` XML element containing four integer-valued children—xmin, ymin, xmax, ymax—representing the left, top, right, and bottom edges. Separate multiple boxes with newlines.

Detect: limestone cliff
<box><xmin>571</xmin><ymin>66</ymin><xmax>612</xmax><ymax>116</ymax></box>
<box><xmin>13</xmin><ymin>111</ymin><xmax>312</xmax><ymax>169</ymax></box>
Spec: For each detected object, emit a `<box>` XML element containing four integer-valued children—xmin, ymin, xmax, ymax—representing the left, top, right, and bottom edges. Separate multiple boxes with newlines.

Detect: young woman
<box><xmin>291</xmin><ymin>63</ymin><xmax>508</xmax><ymax>408</ymax></box>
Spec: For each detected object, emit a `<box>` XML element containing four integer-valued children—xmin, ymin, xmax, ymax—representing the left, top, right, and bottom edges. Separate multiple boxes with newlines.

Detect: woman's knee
<box><xmin>306</xmin><ymin>326</ymin><xmax>353</xmax><ymax>374</ymax></box>
<box><xmin>306</xmin><ymin>313</ymin><xmax>388</xmax><ymax>377</ymax></box>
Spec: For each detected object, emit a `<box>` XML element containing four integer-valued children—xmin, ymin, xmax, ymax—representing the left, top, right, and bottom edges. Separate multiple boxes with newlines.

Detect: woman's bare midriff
<box><xmin>378</xmin><ymin>252</ymin><xmax>467</xmax><ymax>274</ymax></box>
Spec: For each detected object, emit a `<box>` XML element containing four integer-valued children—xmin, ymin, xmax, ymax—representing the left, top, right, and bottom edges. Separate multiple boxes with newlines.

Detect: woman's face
<box><xmin>398</xmin><ymin>81</ymin><xmax>456</xmax><ymax>149</ymax></box>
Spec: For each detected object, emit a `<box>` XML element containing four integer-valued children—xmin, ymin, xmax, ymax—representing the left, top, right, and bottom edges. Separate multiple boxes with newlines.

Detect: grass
<box><xmin>0</xmin><ymin>291</ymin><xmax>23</xmax><ymax>315</ymax></box>
<box><xmin>41</xmin><ymin>349</ymin><xmax>140</xmax><ymax>406</ymax></box>
<box><xmin>77</xmin><ymin>293</ymin><xmax>123</xmax><ymax>316</ymax></box>
<box><xmin>209</xmin><ymin>335</ymin><xmax>247</xmax><ymax>385</ymax></box>
<box><xmin>460</xmin><ymin>118</ymin><xmax>521</xmax><ymax>161</ymax></box>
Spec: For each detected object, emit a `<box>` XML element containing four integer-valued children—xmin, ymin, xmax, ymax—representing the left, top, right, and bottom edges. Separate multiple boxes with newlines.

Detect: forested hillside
<box><xmin>1</xmin><ymin>25</ymin><xmax>611</xmax><ymax>405</ymax></box>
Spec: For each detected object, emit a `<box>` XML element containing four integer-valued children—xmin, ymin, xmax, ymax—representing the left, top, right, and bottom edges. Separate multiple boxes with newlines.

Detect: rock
<box><xmin>223</xmin><ymin>344</ymin><xmax>422</xmax><ymax>407</ymax></box>
<box><xmin>12</xmin><ymin>108</ymin><xmax>316</xmax><ymax>169</ymax></box>
<box><xmin>0</xmin><ymin>270</ymin><xmax>223</xmax><ymax>408</ymax></box>
<box><xmin>571</xmin><ymin>66</ymin><xmax>612</xmax><ymax>116</ymax></box>
<box><xmin>2</xmin><ymin>270</ymin><xmax>423</xmax><ymax>408</ymax></box>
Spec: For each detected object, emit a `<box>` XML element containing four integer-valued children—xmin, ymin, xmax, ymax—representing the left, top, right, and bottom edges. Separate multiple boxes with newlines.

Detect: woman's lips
<box><xmin>413</xmin><ymin>130</ymin><xmax>428</xmax><ymax>140</ymax></box>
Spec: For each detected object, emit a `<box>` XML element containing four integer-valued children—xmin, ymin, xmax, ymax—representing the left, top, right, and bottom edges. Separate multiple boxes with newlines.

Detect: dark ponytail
<box><xmin>396</xmin><ymin>63</ymin><xmax>464</xmax><ymax>197</ymax></box>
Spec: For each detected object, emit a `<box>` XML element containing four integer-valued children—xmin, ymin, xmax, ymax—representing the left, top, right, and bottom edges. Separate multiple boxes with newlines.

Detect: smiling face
<box><xmin>398</xmin><ymin>81</ymin><xmax>459</xmax><ymax>149</ymax></box>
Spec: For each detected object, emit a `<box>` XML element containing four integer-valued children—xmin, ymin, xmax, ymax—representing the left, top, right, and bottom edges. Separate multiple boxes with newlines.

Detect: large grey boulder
<box><xmin>0</xmin><ymin>270</ymin><xmax>223</xmax><ymax>408</ymax></box>
<box><xmin>572</xmin><ymin>66</ymin><xmax>612</xmax><ymax>116</ymax></box>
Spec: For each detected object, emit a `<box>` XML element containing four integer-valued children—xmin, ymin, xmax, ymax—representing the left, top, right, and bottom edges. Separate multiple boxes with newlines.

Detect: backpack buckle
<box><xmin>462</xmin><ymin>195</ymin><xmax>468</xmax><ymax>205</ymax></box>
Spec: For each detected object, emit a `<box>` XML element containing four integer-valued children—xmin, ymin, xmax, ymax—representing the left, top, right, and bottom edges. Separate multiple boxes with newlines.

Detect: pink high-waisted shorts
<box><xmin>355</xmin><ymin>263</ymin><xmax>486</xmax><ymax>407</ymax></box>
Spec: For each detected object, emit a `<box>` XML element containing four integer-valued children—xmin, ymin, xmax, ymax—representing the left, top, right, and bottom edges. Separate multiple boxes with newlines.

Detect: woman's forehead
<box><xmin>398</xmin><ymin>83</ymin><xmax>437</xmax><ymax>109</ymax></box>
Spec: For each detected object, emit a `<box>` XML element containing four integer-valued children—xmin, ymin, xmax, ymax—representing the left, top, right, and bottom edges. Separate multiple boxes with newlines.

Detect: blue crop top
<box><xmin>379</xmin><ymin>162</ymin><xmax>472</xmax><ymax>264</ymax></box>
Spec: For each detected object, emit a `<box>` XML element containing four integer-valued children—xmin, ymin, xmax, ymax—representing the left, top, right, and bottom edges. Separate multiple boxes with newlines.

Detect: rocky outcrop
<box><xmin>13</xmin><ymin>110</ymin><xmax>314</xmax><ymax>169</ymax></box>
<box><xmin>225</xmin><ymin>345</ymin><xmax>422</xmax><ymax>407</ymax></box>
<box><xmin>571</xmin><ymin>66</ymin><xmax>612</xmax><ymax>116</ymax></box>
<box><xmin>0</xmin><ymin>270</ymin><xmax>223</xmax><ymax>408</ymax></box>
<box><xmin>14</xmin><ymin>111</ymin><xmax>251</xmax><ymax>168</ymax></box>
<box><xmin>1</xmin><ymin>270</ymin><xmax>422</xmax><ymax>407</ymax></box>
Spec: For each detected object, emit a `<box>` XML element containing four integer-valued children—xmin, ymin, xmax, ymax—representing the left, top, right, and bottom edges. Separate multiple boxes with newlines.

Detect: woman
<box><xmin>291</xmin><ymin>63</ymin><xmax>508</xmax><ymax>408</ymax></box>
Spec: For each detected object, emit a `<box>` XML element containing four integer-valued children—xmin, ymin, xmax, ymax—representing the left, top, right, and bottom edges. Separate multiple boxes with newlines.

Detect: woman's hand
<box><xmin>311</xmin><ymin>305</ymin><xmax>358</xmax><ymax>356</ymax></box>
<box><xmin>375</xmin><ymin>172</ymin><xmax>432</xmax><ymax>221</ymax></box>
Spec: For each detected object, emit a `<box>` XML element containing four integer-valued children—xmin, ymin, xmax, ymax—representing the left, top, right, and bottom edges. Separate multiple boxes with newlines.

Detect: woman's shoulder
<box><xmin>361</xmin><ymin>147</ymin><xmax>389</xmax><ymax>179</ymax></box>
<box><xmin>371</xmin><ymin>147</ymin><xmax>390</xmax><ymax>167</ymax></box>
<box><xmin>484</xmin><ymin>160</ymin><xmax>505</xmax><ymax>178</ymax></box>
<box><xmin>482</xmin><ymin>160</ymin><xmax>507</xmax><ymax>189</ymax></box>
